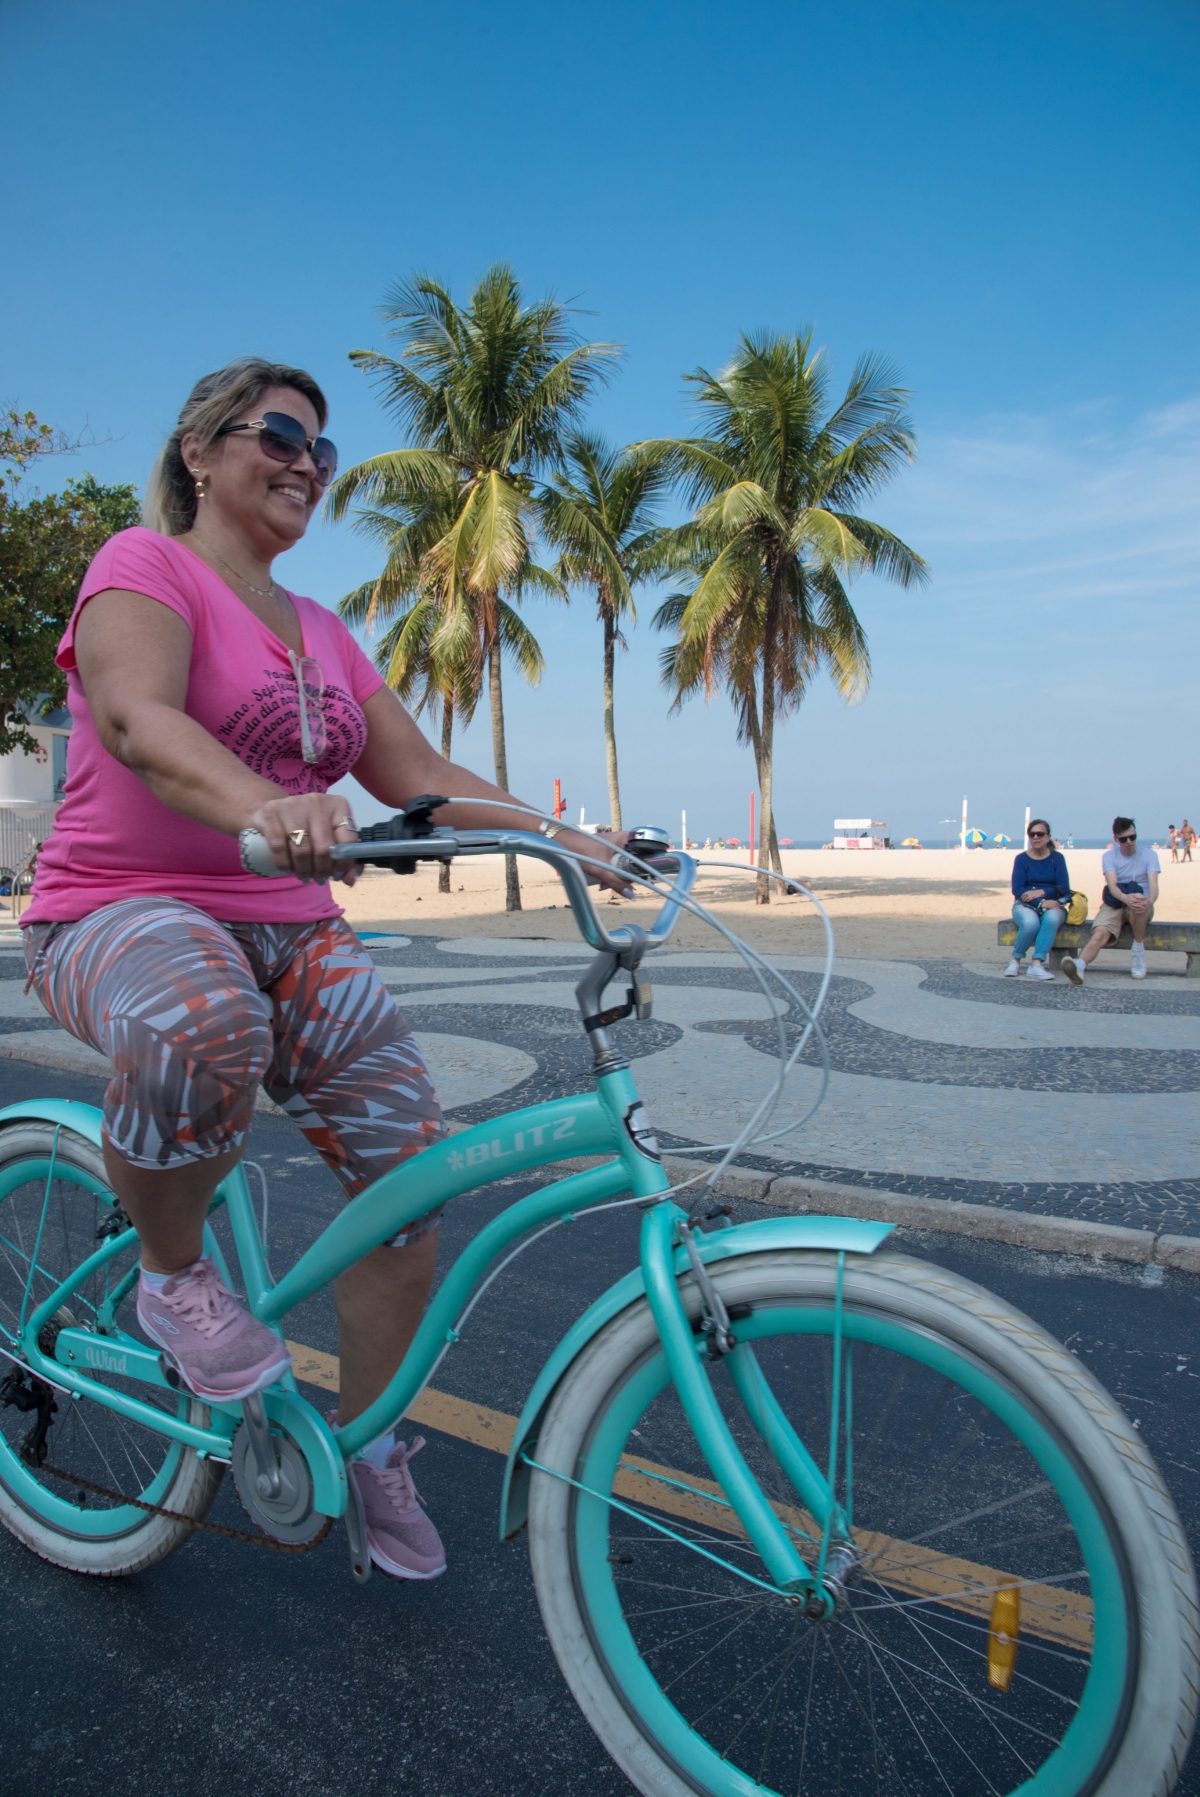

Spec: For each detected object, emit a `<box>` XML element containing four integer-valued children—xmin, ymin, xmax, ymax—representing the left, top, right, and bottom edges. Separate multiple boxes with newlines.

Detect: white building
<box><xmin>0</xmin><ymin>705</ymin><xmax>70</xmax><ymax>887</ymax></box>
<box><xmin>0</xmin><ymin>704</ymin><xmax>71</xmax><ymax>804</ymax></box>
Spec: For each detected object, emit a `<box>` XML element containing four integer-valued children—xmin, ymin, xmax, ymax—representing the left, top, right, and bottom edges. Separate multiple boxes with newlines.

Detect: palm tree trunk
<box><xmin>602</xmin><ymin>602</ymin><xmax>622</xmax><ymax>830</ymax></box>
<box><xmin>756</xmin><ymin>586</ymin><xmax>780</xmax><ymax>904</ymax></box>
<box><xmin>745</xmin><ymin>681</ymin><xmax>784</xmax><ymax>890</ymax></box>
<box><xmin>488</xmin><ymin>637</ymin><xmax>521</xmax><ymax>912</ymax></box>
<box><xmin>438</xmin><ymin>691</ymin><xmax>453</xmax><ymax>895</ymax></box>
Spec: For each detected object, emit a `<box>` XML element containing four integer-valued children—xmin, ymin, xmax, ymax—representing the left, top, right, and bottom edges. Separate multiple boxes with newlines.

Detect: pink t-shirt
<box><xmin>24</xmin><ymin>528</ymin><xmax>384</xmax><ymax>924</ymax></box>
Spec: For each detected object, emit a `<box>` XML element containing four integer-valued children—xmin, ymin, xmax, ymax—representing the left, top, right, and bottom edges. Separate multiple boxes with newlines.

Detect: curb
<box><xmin>660</xmin><ymin>1156</ymin><xmax>1200</xmax><ymax>1277</ymax></box>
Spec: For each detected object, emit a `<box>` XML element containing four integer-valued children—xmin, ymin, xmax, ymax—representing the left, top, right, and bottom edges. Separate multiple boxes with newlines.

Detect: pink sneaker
<box><xmin>352</xmin><ymin>1437</ymin><xmax>447</xmax><ymax>1580</ymax></box>
<box><xmin>137</xmin><ymin>1257</ymin><xmax>292</xmax><ymax>1401</ymax></box>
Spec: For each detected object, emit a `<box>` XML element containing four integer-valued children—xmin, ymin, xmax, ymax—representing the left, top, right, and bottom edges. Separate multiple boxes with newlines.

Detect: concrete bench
<box><xmin>997</xmin><ymin>917</ymin><xmax>1200</xmax><ymax>975</ymax></box>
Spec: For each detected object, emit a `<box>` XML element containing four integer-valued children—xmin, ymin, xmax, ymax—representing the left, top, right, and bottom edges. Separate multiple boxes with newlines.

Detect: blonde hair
<box><xmin>142</xmin><ymin>358</ymin><xmax>329</xmax><ymax>536</ymax></box>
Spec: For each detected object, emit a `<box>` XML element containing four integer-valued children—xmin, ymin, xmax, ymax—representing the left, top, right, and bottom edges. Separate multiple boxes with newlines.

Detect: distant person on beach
<box><xmin>1168</xmin><ymin>825</ymin><xmax>1179</xmax><ymax>863</ymax></box>
<box><xmin>1181</xmin><ymin>820</ymin><xmax>1195</xmax><ymax>862</ymax></box>
<box><xmin>1006</xmin><ymin>819</ymin><xmax>1071</xmax><ymax>981</ymax></box>
<box><xmin>1061</xmin><ymin>816</ymin><xmax>1159</xmax><ymax>984</ymax></box>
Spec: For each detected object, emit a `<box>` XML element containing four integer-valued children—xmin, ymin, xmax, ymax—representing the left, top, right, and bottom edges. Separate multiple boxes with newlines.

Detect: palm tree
<box><xmin>639</xmin><ymin>330</ymin><xmax>928</xmax><ymax>901</ymax></box>
<box><xmin>328</xmin><ymin>265</ymin><xmax>619</xmax><ymax>909</ymax></box>
<box><xmin>539</xmin><ymin>434</ymin><xmax>669</xmax><ymax>829</ymax></box>
<box><xmin>653</xmin><ymin>571</ymin><xmax>791</xmax><ymax>872</ymax></box>
<box><xmin>338</xmin><ymin>495</ymin><xmax>543</xmax><ymax>893</ymax></box>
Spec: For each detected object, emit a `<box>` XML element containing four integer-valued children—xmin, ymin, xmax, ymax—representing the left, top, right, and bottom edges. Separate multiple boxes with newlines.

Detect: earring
<box><xmin>194</xmin><ymin>475</ymin><xmax>206</xmax><ymax>498</ymax></box>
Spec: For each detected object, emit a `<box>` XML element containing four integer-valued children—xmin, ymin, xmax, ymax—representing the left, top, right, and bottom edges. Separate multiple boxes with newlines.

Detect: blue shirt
<box><xmin>1011</xmin><ymin>849</ymin><xmax>1071</xmax><ymax>903</ymax></box>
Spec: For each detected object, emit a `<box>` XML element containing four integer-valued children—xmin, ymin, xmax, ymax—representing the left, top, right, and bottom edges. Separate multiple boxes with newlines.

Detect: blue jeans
<box><xmin>1012</xmin><ymin>901</ymin><xmax>1064</xmax><ymax>961</ymax></box>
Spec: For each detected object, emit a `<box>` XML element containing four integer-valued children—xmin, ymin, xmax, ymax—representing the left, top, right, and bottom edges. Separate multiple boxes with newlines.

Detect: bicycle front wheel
<box><xmin>528</xmin><ymin>1249</ymin><xmax>1199</xmax><ymax>1797</ymax></box>
<box><xmin>0</xmin><ymin>1122</ymin><xmax>223</xmax><ymax>1576</ymax></box>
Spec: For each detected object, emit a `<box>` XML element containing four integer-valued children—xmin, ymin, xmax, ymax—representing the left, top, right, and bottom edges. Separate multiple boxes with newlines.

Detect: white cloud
<box><xmin>888</xmin><ymin>396</ymin><xmax>1200</xmax><ymax>610</ymax></box>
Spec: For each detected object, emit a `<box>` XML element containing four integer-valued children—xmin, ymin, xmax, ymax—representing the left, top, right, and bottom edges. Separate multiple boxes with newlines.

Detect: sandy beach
<box><xmin>337</xmin><ymin>845</ymin><xmax>1200</xmax><ymax>964</ymax></box>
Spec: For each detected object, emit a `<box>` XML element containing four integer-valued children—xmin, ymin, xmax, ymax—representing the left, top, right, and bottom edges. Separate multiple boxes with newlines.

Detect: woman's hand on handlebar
<box><xmin>245</xmin><ymin>792</ymin><xmax>361</xmax><ymax>884</ymax></box>
<box><xmin>571</xmin><ymin>827</ymin><xmax>636</xmax><ymax>898</ymax></box>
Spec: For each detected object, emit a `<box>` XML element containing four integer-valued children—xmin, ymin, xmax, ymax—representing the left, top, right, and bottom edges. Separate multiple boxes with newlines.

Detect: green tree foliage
<box><xmin>640</xmin><ymin>331</ymin><xmax>927</xmax><ymax>900</ymax></box>
<box><xmin>0</xmin><ymin>412</ymin><xmax>139</xmax><ymax>755</ymax></box>
<box><xmin>539</xmin><ymin>435</ymin><xmax>668</xmax><ymax>830</ymax></box>
<box><xmin>330</xmin><ymin>265</ymin><xmax>619</xmax><ymax>909</ymax></box>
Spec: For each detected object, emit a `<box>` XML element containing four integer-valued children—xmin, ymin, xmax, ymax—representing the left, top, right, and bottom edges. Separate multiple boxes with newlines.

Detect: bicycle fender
<box><xmin>499</xmin><ymin>1212</ymin><xmax>892</xmax><ymax>1540</ymax></box>
<box><xmin>0</xmin><ymin>1098</ymin><xmax>106</xmax><ymax>1145</ymax></box>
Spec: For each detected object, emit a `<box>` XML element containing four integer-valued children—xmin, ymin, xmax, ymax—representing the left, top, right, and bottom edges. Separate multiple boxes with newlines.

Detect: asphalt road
<box><xmin>1</xmin><ymin>1056</ymin><xmax>1198</xmax><ymax>1796</ymax></box>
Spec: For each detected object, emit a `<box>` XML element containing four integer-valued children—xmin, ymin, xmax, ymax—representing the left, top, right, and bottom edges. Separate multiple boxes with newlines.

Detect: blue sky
<box><xmin>3</xmin><ymin>0</ymin><xmax>1198</xmax><ymax>843</ymax></box>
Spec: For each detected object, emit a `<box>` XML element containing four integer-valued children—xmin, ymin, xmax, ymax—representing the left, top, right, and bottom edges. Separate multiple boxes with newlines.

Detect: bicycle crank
<box><xmin>231</xmin><ymin>1403</ymin><xmax>326</xmax><ymax>1546</ymax></box>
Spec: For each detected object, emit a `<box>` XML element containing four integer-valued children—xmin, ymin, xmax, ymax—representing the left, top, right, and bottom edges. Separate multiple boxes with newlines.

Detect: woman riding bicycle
<box><xmin>20</xmin><ymin>358</ymin><xmax>626</xmax><ymax>1583</ymax></box>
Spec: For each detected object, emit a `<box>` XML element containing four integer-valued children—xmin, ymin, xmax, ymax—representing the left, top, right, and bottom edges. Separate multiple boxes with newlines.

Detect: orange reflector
<box><xmin>988</xmin><ymin>1586</ymin><xmax>1021</xmax><ymax>1691</ymax></box>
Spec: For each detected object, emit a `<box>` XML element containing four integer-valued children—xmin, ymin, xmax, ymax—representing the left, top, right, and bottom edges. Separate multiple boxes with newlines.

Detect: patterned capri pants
<box><xmin>24</xmin><ymin>899</ymin><xmax>447</xmax><ymax>1243</ymax></box>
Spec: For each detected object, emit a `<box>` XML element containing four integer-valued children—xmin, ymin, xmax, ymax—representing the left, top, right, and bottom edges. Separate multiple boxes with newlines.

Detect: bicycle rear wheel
<box><xmin>0</xmin><ymin>1122</ymin><xmax>223</xmax><ymax>1575</ymax></box>
<box><xmin>528</xmin><ymin>1249</ymin><xmax>1199</xmax><ymax>1797</ymax></box>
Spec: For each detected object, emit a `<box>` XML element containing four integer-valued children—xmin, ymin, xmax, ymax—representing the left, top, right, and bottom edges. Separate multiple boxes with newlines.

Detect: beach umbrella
<box><xmin>780</xmin><ymin>838</ymin><xmax>795</xmax><ymax>847</ymax></box>
<box><xmin>992</xmin><ymin>832</ymin><xmax>1012</xmax><ymax>845</ymax></box>
<box><xmin>900</xmin><ymin>836</ymin><xmax>922</xmax><ymax>847</ymax></box>
<box><xmin>727</xmin><ymin>838</ymin><xmax>742</xmax><ymax>848</ymax></box>
<box><xmin>964</xmin><ymin>828</ymin><xmax>988</xmax><ymax>846</ymax></box>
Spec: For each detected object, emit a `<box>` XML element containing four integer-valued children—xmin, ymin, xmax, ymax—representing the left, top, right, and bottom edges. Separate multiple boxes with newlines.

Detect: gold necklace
<box><xmin>213</xmin><ymin>548</ymin><xmax>282</xmax><ymax>604</ymax></box>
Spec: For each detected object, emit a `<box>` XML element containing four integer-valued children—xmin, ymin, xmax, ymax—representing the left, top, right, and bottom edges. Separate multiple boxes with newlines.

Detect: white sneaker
<box><xmin>1061</xmin><ymin>956</ymin><xmax>1084</xmax><ymax>985</ymax></box>
<box><xmin>1027</xmin><ymin>962</ymin><xmax>1054</xmax><ymax>980</ymax></box>
<box><xmin>1130</xmin><ymin>943</ymin><xmax>1147</xmax><ymax>980</ymax></box>
<box><xmin>1003</xmin><ymin>958</ymin><xmax>1021</xmax><ymax>977</ymax></box>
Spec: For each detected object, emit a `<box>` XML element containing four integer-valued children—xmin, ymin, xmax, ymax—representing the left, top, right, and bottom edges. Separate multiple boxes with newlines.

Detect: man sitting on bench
<box><xmin>1061</xmin><ymin>816</ymin><xmax>1159</xmax><ymax>985</ymax></box>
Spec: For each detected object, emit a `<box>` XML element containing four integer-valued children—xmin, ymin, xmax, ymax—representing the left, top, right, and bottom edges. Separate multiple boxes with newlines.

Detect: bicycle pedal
<box><xmin>158</xmin><ymin>1353</ymin><xmax>181</xmax><ymax>1390</ymax></box>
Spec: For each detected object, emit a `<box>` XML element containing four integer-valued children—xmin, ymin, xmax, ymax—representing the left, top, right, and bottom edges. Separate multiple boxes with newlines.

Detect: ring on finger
<box><xmin>334</xmin><ymin>817</ymin><xmax>355</xmax><ymax>829</ymax></box>
<box><xmin>289</xmin><ymin>828</ymin><xmax>308</xmax><ymax>846</ymax></box>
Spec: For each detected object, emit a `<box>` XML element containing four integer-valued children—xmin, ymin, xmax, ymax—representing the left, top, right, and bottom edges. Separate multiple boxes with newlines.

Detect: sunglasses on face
<box><xmin>1028</xmin><ymin>830</ymin><xmax>1049</xmax><ymax>839</ymax></box>
<box><xmin>1116</xmin><ymin>833</ymin><xmax>1137</xmax><ymax>843</ymax></box>
<box><xmin>216</xmin><ymin>412</ymin><xmax>338</xmax><ymax>487</ymax></box>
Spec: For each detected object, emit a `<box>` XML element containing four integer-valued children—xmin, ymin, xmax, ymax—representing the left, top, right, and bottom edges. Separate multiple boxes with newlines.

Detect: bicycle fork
<box><xmin>639</xmin><ymin>1200</ymin><xmax>853</xmax><ymax>1615</ymax></box>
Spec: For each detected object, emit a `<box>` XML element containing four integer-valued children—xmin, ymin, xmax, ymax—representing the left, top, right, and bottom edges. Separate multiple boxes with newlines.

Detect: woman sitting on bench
<box><xmin>1006</xmin><ymin>819</ymin><xmax>1071</xmax><ymax>980</ymax></box>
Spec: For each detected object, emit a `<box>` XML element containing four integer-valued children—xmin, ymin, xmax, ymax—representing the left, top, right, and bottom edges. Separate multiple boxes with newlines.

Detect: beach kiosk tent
<box><xmin>832</xmin><ymin>818</ymin><xmax>890</xmax><ymax>850</ymax></box>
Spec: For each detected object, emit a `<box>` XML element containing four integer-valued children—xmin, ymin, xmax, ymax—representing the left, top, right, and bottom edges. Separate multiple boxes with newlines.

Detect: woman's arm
<box><xmin>75</xmin><ymin>589</ymin><xmax>359</xmax><ymax>880</ymax></box>
<box><xmin>351</xmin><ymin>685</ymin><xmax>627</xmax><ymax>887</ymax></box>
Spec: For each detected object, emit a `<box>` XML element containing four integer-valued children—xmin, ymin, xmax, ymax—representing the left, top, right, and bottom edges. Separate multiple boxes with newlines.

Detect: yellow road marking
<box><xmin>286</xmin><ymin>1340</ymin><xmax>1092</xmax><ymax>1651</ymax></box>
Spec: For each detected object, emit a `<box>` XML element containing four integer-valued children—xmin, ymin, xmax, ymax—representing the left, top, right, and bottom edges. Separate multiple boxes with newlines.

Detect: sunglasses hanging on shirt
<box><xmin>288</xmin><ymin>651</ymin><xmax>327</xmax><ymax>764</ymax></box>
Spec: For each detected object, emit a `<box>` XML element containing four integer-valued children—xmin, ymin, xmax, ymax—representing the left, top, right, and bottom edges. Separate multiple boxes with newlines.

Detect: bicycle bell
<box><xmin>622</xmin><ymin>825</ymin><xmax>673</xmax><ymax>861</ymax></box>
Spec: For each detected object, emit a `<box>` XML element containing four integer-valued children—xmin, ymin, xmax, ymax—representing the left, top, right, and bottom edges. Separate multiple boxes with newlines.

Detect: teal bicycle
<box><xmin>0</xmin><ymin>820</ymin><xmax>1196</xmax><ymax>1797</ymax></box>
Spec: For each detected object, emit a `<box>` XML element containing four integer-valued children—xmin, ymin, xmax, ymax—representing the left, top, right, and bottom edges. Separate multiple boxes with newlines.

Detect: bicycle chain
<box><xmin>37</xmin><ymin>1459</ymin><xmax>334</xmax><ymax>1554</ymax></box>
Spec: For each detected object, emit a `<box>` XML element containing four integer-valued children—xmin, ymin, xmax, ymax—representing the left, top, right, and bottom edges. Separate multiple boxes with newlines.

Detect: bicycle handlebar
<box><xmin>238</xmin><ymin>826</ymin><xmax>697</xmax><ymax>958</ymax></box>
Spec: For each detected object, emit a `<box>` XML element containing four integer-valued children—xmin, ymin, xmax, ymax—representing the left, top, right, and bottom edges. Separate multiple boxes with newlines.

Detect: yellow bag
<box><xmin>1066</xmin><ymin>890</ymin><xmax>1088</xmax><ymax>925</ymax></box>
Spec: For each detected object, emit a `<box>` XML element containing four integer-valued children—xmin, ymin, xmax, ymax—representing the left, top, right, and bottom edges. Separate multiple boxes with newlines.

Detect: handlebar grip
<box><xmin>238</xmin><ymin>829</ymin><xmax>293</xmax><ymax>877</ymax></box>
